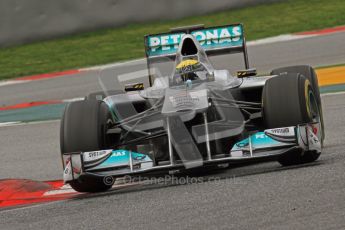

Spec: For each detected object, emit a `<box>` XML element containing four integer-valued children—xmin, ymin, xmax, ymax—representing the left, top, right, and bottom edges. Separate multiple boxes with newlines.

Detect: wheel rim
<box><xmin>308</xmin><ymin>90</ymin><xmax>320</xmax><ymax>123</ymax></box>
<box><xmin>307</xmin><ymin>88</ymin><xmax>323</xmax><ymax>143</ymax></box>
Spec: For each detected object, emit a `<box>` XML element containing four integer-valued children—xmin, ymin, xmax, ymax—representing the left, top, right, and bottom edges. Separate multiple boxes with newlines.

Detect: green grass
<box><xmin>1</xmin><ymin>0</ymin><xmax>345</xmax><ymax>80</ymax></box>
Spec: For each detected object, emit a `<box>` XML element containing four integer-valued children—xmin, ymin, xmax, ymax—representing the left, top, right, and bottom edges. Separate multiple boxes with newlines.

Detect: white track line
<box><xmin>0</xmin><ymin>121</ymin><xmax>22</xmax><ymax>127</ymax></box>
<box><xmin>247</xmin><ymin>34</ymin><xmax>316</xmax><ymax>46</ymax></box>
<box><xmin>117</xmin><ymin>69</ymin><xmax>150</xmax><ymax>82</ymax></box>
<box><xmin>0</xmin><ymin>120</ymin><xmax>60</xmax><ymax>128</ymax></box>
<box><xmin>80</xmin><ymin>58</ymin><xmax>146</xmax><ymax>72</ymax></box>
<box><xmin>321</xmin><ymin>91</ymin><xmax>345</xmax><ymax>97</ymax></box>
<box><xmin>62</xmin><ymin>97</ymin><xmax>84</xmax><ymax>103</ymax></box>
<box><xmin>0</xmin><ymin>80</ymin><xmax>30</xmax><ymax>87</ymax></box>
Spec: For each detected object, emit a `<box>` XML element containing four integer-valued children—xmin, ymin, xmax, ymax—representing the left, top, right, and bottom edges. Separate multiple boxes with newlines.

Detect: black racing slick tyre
<box><xmin>86</xmin><ymin>90</ymin><xmax>123</xmax><ymax>100</ymax></box>
<box><xmin>60</xmin><ymin>100</ymin><xmax>113</xmax><ymax>192</ymax></box>
<box><xmin>271</xmin><ymin>65</ymin><xmax>324</xmax><ymax>142</ymax></box>
<box><xmin>262</xmin><ymin>74</ymin><xmax>323</xmax><ymax>166</ymax></box>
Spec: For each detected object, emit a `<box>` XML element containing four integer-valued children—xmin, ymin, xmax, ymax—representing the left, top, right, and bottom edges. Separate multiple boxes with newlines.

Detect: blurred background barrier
<box><xmin>0</xmin><ymin>0</ymin><xmax>284</xmax><ymax>47</ymax></box>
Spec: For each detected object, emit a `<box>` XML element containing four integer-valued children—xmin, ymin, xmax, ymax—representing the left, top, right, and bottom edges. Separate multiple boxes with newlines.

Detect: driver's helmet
<box><xmin>174</xmin><ymin>59</ymin><xmax>203</xmax><ymax>83</ymax></box>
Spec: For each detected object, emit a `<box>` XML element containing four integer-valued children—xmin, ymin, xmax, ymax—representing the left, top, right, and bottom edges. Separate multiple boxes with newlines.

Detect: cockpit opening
<box><xmin>181</xmin><ymin>38</ymin><xmax>198</xmax><ymax>56</ymax></box>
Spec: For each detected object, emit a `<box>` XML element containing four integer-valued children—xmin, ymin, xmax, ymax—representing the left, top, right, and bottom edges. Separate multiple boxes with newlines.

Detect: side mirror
<box><xmin>237</xmin><ymin>68</ymin><xmax>257</xmax><ymax>78</ymax></box>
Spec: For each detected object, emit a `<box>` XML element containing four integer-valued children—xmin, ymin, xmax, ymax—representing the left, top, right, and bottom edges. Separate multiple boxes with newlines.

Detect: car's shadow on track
<box><xmin>70</xmin><ymin>160</ymin><xmax>324</xmax><ymax>202</ymax></box>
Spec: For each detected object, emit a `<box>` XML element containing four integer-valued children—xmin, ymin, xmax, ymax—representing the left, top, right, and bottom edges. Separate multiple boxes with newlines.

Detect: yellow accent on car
<box><xmin>176</xmin><ymin>59</ymin><xmax>199</xmax><ymax>69</ymax></box>
<box><xmin>305</xmin><ymin>79</ymin><xmax>311</xmax><ymax>119</ymax></box>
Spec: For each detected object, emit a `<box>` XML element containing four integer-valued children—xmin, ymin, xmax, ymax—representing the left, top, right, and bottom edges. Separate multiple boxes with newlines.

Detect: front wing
<box><xmin>62</xmin><ymin>122</ymin><xmax>321</xmax><ymax>183</ymax></box>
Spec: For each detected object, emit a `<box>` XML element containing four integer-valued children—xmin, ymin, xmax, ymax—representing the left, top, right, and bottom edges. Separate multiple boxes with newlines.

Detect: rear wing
<box><xmin>144</xmin><ymin>24</ymin><xmax>250</xmax><ymax>84</ymax></box>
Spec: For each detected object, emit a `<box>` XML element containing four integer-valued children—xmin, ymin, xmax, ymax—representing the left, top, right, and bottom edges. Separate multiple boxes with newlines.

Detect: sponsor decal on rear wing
<box><xmin>144</xmin><ymin>24</ymin><xmax>245</xmax><ymax>58</ymax></box>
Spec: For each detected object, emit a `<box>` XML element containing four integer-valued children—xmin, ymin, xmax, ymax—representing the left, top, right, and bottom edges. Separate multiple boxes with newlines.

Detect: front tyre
<box><xmin>271</xmin><ymin>65</ymin><xmax>324</xmax><ymax>143</ymax></box>
<box><xmin>262</xmin><ymin>74</ymin><xmax>323</xmax><ymax>166</ymax></box>
<box><xmin>60</xmin><ymin>100</ymin><xmax>113</xmax><ymax>192</ymax></box>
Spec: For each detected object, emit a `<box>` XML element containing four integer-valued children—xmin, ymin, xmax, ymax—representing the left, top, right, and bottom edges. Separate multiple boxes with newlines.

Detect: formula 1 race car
<box><xmin>60</xmin><ymin>23</ymin><xmax>324</xmax><ymax>192</ymax></box>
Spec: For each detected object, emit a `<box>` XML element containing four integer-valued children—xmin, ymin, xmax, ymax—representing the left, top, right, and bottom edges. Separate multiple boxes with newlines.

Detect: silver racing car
<box><xmin>60</xmin><ymin>23</ymin><xmax>324</xmax><ymax>192</ymax></box>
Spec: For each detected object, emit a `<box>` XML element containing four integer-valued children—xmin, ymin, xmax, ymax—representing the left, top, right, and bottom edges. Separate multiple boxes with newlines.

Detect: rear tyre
<box><xmin>60</xmin><ymin>100</ymin><xmax>113</xmax><ymax>192</ymax></box>
<box><xmin>271</xmin><ymin>65</ymin><xmax>324</xmax><ymax>142</ymax></box>
<box><xmin>262</xmin><ymin>74</ymin><xmax>322</xmax><ymax>166</ymax></box>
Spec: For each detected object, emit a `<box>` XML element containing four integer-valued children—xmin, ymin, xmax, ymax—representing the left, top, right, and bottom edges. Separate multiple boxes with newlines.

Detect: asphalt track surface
<box><xmin>1</xmin><ymin>32</ymin><xmax>345</xmax><ymax>229</ymax></box>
